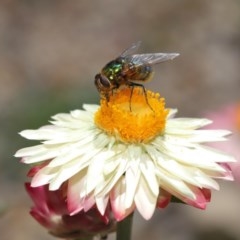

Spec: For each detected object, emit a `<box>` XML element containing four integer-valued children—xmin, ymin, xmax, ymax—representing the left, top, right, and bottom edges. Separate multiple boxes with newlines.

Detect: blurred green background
<box><xmin>0</xmin><ymin>0</ymin><xmax>240</xmax><ymax>239</ymax></box>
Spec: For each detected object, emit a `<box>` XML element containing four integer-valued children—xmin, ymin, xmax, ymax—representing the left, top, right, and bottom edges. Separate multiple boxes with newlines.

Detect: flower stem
<box><xmin>116</xmin><ymin>213</ymin><xmax>134</xmax><ymax>240</ymax></box>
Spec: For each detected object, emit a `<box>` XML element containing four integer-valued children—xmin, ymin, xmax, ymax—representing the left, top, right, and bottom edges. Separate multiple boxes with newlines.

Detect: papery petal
<box><xmin>25</xmin><ymin>183</ymin><xmax>49</xmax><ymax>214</ymax></box>
<box><xmin>110</xmin><ymin>177</ymin><xmax>135</xmax><ymax>221</ymax></box>
<box><xmin>125</xmin><ymin>163</ymin><xmax>140</xmax><ymax>208</ymax></box>
<box><xmin>67</xmin><ymin>170</ymin><xmax>87</xmax><ymax>214</ymax></box>
<box><xmin>229</xmin><ymin>162</ymin><xmax>240</xmax><ymax>181</ymax></box>
<box><xmin>96</xmin><ymin>195</ymin><xmax>109</xmax><ymax>216</ymax></box>
<box><xmin>27</xmin><ymin>162</ymin><xmax>50</xmax><ymax>177</ymax></box>
<box><xmin>183</xmin><ymin>187</ymin><xmax>211</xmax><ymax>209</ymax></box>
<box><xmin>157</xmin><ymin>189</ymin><xmax>171</xmax><ymax>208</ymax></box>
<box><xmin>31</xmin><ymin>166</ymin><xmax>58</xmax><ymax>187</ymax></box>
<box><xmin>134</xmin><ymin>175</ymin><xmax>158</xmax><ymax>220</ymax></box>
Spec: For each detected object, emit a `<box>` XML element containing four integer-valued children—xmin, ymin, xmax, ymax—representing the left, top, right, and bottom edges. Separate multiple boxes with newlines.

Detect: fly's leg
<box><xmin>128</xmin><ymin>82</ymin><xmax>154</xmax><ymax>112</ymax></box>
<box><xmin>102</xmin><ymin>92</ymin><xmax>109</xmax><ymax>104</ymax></box>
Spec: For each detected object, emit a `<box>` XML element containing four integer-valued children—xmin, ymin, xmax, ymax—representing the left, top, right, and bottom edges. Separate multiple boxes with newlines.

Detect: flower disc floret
<box><xmin>94</xmin><ymin>87</ymin><xmax>169</xmax><ymax>143</ymax></box>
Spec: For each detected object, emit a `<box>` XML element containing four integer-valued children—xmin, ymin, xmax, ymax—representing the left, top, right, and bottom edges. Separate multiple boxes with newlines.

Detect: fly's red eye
<box><xmin>95</xmin><ymin>74</ymin><xmax>111</xmax><ymax>88</ymax></box>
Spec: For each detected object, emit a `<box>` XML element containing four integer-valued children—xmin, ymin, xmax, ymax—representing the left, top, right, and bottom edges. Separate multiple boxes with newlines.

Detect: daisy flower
<box><xmin>15</xmin><ymin>87</ymin><xmax>235</xmax><ymax>221</ymax></box>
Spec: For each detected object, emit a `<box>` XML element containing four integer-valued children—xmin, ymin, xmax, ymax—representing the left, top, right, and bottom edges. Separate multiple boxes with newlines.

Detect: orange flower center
<box><xmin>94</xmin><ymin>87</ymin><xmax>169</xmax><ymax>143</ymax></box>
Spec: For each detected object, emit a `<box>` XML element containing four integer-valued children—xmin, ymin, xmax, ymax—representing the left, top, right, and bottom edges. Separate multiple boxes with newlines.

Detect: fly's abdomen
<box><xmin>127</xmin><ymin>64</ymin><xmax>153</xmax><ymax>81</ymax></box>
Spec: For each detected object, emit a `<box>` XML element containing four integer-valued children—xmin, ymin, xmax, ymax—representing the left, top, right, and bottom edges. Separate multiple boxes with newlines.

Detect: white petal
<box><xmin>14</xmin><ymin>144</ymin><xmax>46</xmax><ymax>157</ymax></box>
<box><xmin>198</xmin><ymin>145</ymin><xmax>236</xmax><ymax>163</ymax></box>
<box><xmin>147</xmin><ymin>144</ymin><xmax>230</xmax><ymax>187</ymax></box>
<box><xmin>134</xmin><ymin>175</ymin><xmax>157</xmax><ymax>220</ymax></box>
<box><xmin>153</xmin><ymin>140</ymin><xmax>227</xmax><ymax>171</ymax></box>
<box><xmin>71</xmin><ymin>109</ymin><xmax>93</xmax><ymax>119</ymax></box>
<box><xmin>19</xmin><ymin>128</ymin><xmax>58</xmax><ymax>140</ymax></box>
<box><xmin>51</xmin><ymin>112</ymin><xmax>73</xmax><ymax>121</ymax></box>
<box><xmin>82</xmin><ymin>104</ymin><xmax>99</xmax><ymax>113</ymax></box>
<box><xmin>96</xmin><ymin>195</ymin><xmax>109</xmax><ymax>215</ymax></box>
<box><xmin>31</xmin><ymin>166</ymin><xmax>58</xmax><ymax>187</ymax></box>
<box><xmin>103</xmin><ymin>151</ymin><xmax>124</xmax><ymax>175</ymax></box>
<box><xmin>125</xmin><ymin>161</ymin><xmax>141</xmax><ymax>208</ymax></box>
<box><xmin>167</xmin><ymin>118</ymin><xmax>212</xmax><ymax>129</ymax></box>
<box><xmin>22</xmin><ymin>148</ymin><xmax>61</xmax><ymax>164</ymax></box>
<box><xmin>50</xmin><ymin>110</ymin><xmax>92</xmax><ymax>127</ymax></box>
<box><xmin>191</xmin><ymin>130</ymin><xmax>232</xmax><ymax>142</ymax></box>
<box><xmin>68</xmin><ymin>171</ymin><xmax>86</xmax><ymax>214</ymax></box>
<box><xmin>167</xmin><ymin>109</ymin><xmax>178</xmax><ymax>119</ymax></box>
<box><xmin>49</xmin><ymin>148</ymin><xmax>102</xmax><ymax>190</ymax></box>
<box><xmin>48</xmin><ymin>131</ymin><xmax>110</xmax><ymax>166</ymax></box>
<box><xmin>47</xmin><ymin>141</ymin><xmax>95</xmax><ymax>167</ymax></box>
<box><xmin>193</xmin><ymin>170</ymin><xmax>220</xmax><ymax>190</ymax></box>
<box><xmin>165</xmin><ymin>126</ymin><xmax>231</xmax><ymax>142</ymax></box>
<box><xmin>156</xmin><ymin>169</ymin><xmax>196</xmax><ymax>200</ymax></box>
<box><xmin>68</xmin><ymin>170</ymin><xmax>96</xmax><ymax>214</ymax></box>
<box><xmin>86</xmin><ymin>153</ymin><xmax>107</xmax><ymax>194</ymax></box>
<box><xmin>49</xmin><ymin>119</ymin><xmax>93</xmax><ymax>129</ymax></box>
<box><xmin>42</xmin><ymin>129</ymin><xmax>97</xmax><ymax>144</ymax></box>
<box><xmin>110</xmin><ymin>177</ymin><xmax>126</xmax><ymax>203</ymax></box>
<box><xmin>110</xmin><ymin>177</ymin><xmax>127</xmax><ymax>220</ymax></box>
<box><xmin>95</xmin><ymin>156</ymin><xmax>127</xmax><ymax>196</ymax></box>
<box><xmin>139</xmin><ymin>154</ymin><xmax>159</xmax><ymax>196</ymax></box>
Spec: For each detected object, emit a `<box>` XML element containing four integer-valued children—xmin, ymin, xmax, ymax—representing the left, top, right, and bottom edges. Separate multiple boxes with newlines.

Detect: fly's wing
<box><xmin>120</xmin><ymin>41</ymin><xmax>142</xmax><ymax>58</ymax></box>
<box><xmin>130</xmin><ymin>53</ymin><xmax>180</xmax><ymax>66</ymax></box>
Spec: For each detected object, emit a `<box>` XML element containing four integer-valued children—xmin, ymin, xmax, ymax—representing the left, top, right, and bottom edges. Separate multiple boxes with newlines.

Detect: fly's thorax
<box><xmin>101</xmin><ymin>58</ymin><xmax>124</xmax><ymax>83</ymax></box>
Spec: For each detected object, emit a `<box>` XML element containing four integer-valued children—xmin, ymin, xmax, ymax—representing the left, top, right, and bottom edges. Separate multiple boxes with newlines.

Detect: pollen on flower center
<box><xmin>94</xmin><ymin>87</ymin><xmax>169</xmax><ymax>143</ymax></box>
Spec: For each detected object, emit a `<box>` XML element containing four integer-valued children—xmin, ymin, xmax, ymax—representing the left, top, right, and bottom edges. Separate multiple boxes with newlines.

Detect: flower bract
<box><xmin>25</xmin><ymin>182</ymin><xmax>115</xmax><ymax>239</ymax></box>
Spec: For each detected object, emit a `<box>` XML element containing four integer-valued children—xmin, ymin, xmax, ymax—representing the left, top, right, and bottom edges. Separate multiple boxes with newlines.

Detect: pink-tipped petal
<box><xmin>217</xmin><ymin>163</ymin><xmax>235</xmax><ymax>181</ymax></box>
<box><xmin>183</xmin><ymin>187</ymin><xmax>211</xmax><ymax>209</ymax></box>
<box><xmin>27</xmin><ymin>162</ymin><xmax>49</xmax><ymax>177</ymax></box>
<box><xmin>157</xmin><ymin>189</ymin><xmax>172</xmax><ymax>209</ymax></box>
<box><xmin>67</xmin><ymin>172</ymin><xmax>85</xmax><ymax>215</ymax></box>
<box><xmin>110</xmin><ymin>177</ymin><xmax>128</xmax><ymax>221</ymax></box>
<box><xmin>82</xmin><ymin>193</ymin><xmax>96</xmax><ymax>212</ymax></box>
<box><xmin>229</xmin><ymin>162</ymin><xmax>240</xmax><ymax>182</ymax></box>
<box><xmin>110</xmin><ymin>177</ymin><xmax>135</xmax><ymax>221</ymax></box>
<box><xmin>125</xmin><ymin>161</ymin><xmax>141</xmax><ymax>208</ymax></box>
<box><xmin>95</xmin><ymin>195</ymin><xmax>109</xmax><ymax>216</ymax></box>
<box><xmin>45</xmin><ymin>187</ymin><xmax>68</xmax><ymax>215</ymax></box>
<box><xmin>25</xmin><ymin>183</ymin><xmax>49</xmax><ymax>214</ymax></box>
